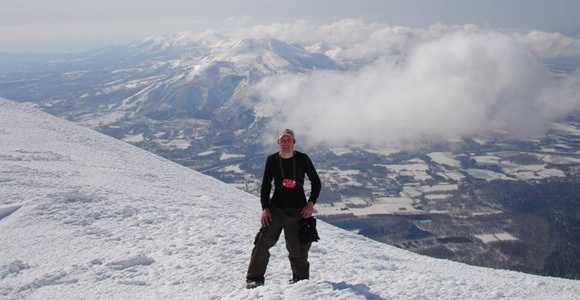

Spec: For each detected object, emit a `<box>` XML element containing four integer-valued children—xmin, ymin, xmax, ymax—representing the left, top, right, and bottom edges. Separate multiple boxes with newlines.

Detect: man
<box><xmin>246</xmin><ymin>128</ymin><xmax>322</xmax><ymax>289</ymax></box>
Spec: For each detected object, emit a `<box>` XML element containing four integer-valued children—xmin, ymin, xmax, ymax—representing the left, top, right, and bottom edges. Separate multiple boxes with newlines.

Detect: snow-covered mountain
<box><xmin>0</xmin><ymin>33</ymin><xmax>340</xmax><ymax>160</ymax></box>
<box><xmin>1</xmin><ymin>33</ymin><xmax>338</xmax><ymax>122</ymax></box>
<box><xmin>2</xmin><ymin>98</ymin><xmax>580</xmax><ymax>299</ymax></box>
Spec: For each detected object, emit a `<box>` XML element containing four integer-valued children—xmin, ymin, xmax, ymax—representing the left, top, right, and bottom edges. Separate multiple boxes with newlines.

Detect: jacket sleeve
<box><xmin>260</xmin><ymin>155</ymin><xmax>274</xmax><ymax>210</ymax></box>
<box><xmin>305</xmin><ymin>155</ymin><xmax>321</xmax><ymax>204</ymax></box>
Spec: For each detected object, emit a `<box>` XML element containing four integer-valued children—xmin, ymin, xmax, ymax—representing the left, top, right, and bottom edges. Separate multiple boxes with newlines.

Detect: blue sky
<box><xmin>1</xmin><ymin>0</ymin><xmax>579</xmax><ymax>52</ymax></box>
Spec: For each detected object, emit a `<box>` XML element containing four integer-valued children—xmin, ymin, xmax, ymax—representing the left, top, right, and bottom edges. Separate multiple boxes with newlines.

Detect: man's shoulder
<box><xmin>294</xmin><ymin>151</ymin><xmax>313</xmax><ymax>162</ymax></box>
<box><xmin>266</xmin><ymin>152</ymin><xmax>280</xmax><ymax>162</ymax></box>
<box><xmin>294</xmin><ymin>150</ymin><xmax>308</xmax><ymax>158</ymax></box>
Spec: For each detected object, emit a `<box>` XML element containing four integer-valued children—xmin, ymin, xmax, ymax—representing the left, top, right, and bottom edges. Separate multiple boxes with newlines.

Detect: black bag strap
<box><xmin>278</xmin><ymin>153</ymin><xmax>296</xmax><ymax>180</ymax></box>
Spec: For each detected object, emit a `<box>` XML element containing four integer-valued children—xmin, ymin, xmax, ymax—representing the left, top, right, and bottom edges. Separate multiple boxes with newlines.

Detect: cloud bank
<box><xmin>250</xmin><ymin>29</ymin><xmax>580</xmax><ymax>148</ymax></box>
<box><xmin>219</xmin><ymin>19</ymin><xmax>580</xmax><ymax>61</ymax></box>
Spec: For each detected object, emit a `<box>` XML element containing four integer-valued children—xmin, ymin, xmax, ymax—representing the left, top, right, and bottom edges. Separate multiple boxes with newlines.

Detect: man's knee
<box><xmin>255</xmin><ymin>226</ymin><xmax>282</xmax><ymax>247</ymax></box>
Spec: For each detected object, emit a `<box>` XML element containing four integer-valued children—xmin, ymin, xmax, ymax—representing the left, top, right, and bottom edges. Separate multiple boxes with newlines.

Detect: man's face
<box><xmin>278</xmin><ymin>135</ymin><xmax>295</xmax><ymax>152</ymax></box>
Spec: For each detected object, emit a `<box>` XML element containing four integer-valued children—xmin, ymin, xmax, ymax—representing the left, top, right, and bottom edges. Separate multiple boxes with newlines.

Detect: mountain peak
<box><xmin>131</xmin><ymin>32</ymin><xmax>338</xmax><ymax>71</ymax></box>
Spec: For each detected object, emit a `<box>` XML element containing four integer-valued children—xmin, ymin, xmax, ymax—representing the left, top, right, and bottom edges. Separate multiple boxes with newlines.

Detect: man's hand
<box><xmin>301</xmin><ymin>201</ymin><xmax>314</xmax><ymax>218</ymax></box>
<box><xmin>261</xmin><ymin>208</ymin><xmax>272</xmax><ymax>228</ymax></box>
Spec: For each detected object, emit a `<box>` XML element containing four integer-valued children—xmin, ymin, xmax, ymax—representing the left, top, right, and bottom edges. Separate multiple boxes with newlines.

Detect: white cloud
<box><xmin>220</xmin><ymin>20</ymin><xmax>580</xmax><ymax>63</ymax></box>
<box><xmin>513</xmin><ymin>30</ymin><xmax>580</xmax><ymax>58</ymax></box>
<box><xmin>224</xmin><ymin>20</ymin><xmax>483</xmax><ymax>62</ymax></box>
<box><xmin>251</xmin><ymin>30</ymin><xmax>580</xmax><ymax>148</ymax></box>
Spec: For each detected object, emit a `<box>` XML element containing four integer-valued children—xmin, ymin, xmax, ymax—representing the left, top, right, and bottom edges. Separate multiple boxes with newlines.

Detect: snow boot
<box><xmin>246</xmin><ymin>280</ymin><xmax>264</xmax><ymax>289</ymax></box>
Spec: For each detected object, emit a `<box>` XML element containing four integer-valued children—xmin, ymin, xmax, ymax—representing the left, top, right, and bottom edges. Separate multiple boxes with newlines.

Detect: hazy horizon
<box><xmin>1</xmin><ymin>0</ymin><xmax>580</xmax><ymax>53</ymax></box>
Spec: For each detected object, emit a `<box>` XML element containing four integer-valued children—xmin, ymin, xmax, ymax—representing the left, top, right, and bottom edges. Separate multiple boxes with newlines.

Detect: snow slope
<box><xmin>1</xmin><ymin>97</ymin><xmax>579</xmax><ymax>299</ymax></box>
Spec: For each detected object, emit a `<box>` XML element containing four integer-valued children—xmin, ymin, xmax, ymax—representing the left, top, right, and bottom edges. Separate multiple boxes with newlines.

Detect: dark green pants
<box><xmin>246</xmin><ymin>206</ymin><xmax>311</xmax><ymax>283</ymax></box>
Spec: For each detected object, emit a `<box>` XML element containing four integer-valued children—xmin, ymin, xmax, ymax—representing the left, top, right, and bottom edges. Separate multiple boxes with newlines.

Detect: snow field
<box><xmin>1</xmin><ymin>98</ymin><xmax>580</xmax><ymax>299</ymax></box>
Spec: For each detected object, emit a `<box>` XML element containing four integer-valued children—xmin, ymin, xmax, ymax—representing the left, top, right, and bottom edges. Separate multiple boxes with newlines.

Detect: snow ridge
<box><xmin>1</xmin><ymin>97</ymin><xmax>579</xmax><ymax>299</ymax></box>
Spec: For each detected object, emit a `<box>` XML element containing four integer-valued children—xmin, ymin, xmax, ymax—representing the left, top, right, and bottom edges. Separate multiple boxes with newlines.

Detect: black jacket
<box><xmin>260</xmin><ymin>151</ymin><xmax>321</xmax><ymax>210</ymax></box>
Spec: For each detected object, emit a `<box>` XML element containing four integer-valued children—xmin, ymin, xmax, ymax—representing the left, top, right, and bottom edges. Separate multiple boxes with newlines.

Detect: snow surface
<box><xmin>1</xmin><ymin>97</ymin><xmax>579</xmax><ymax>299</ymax></box>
